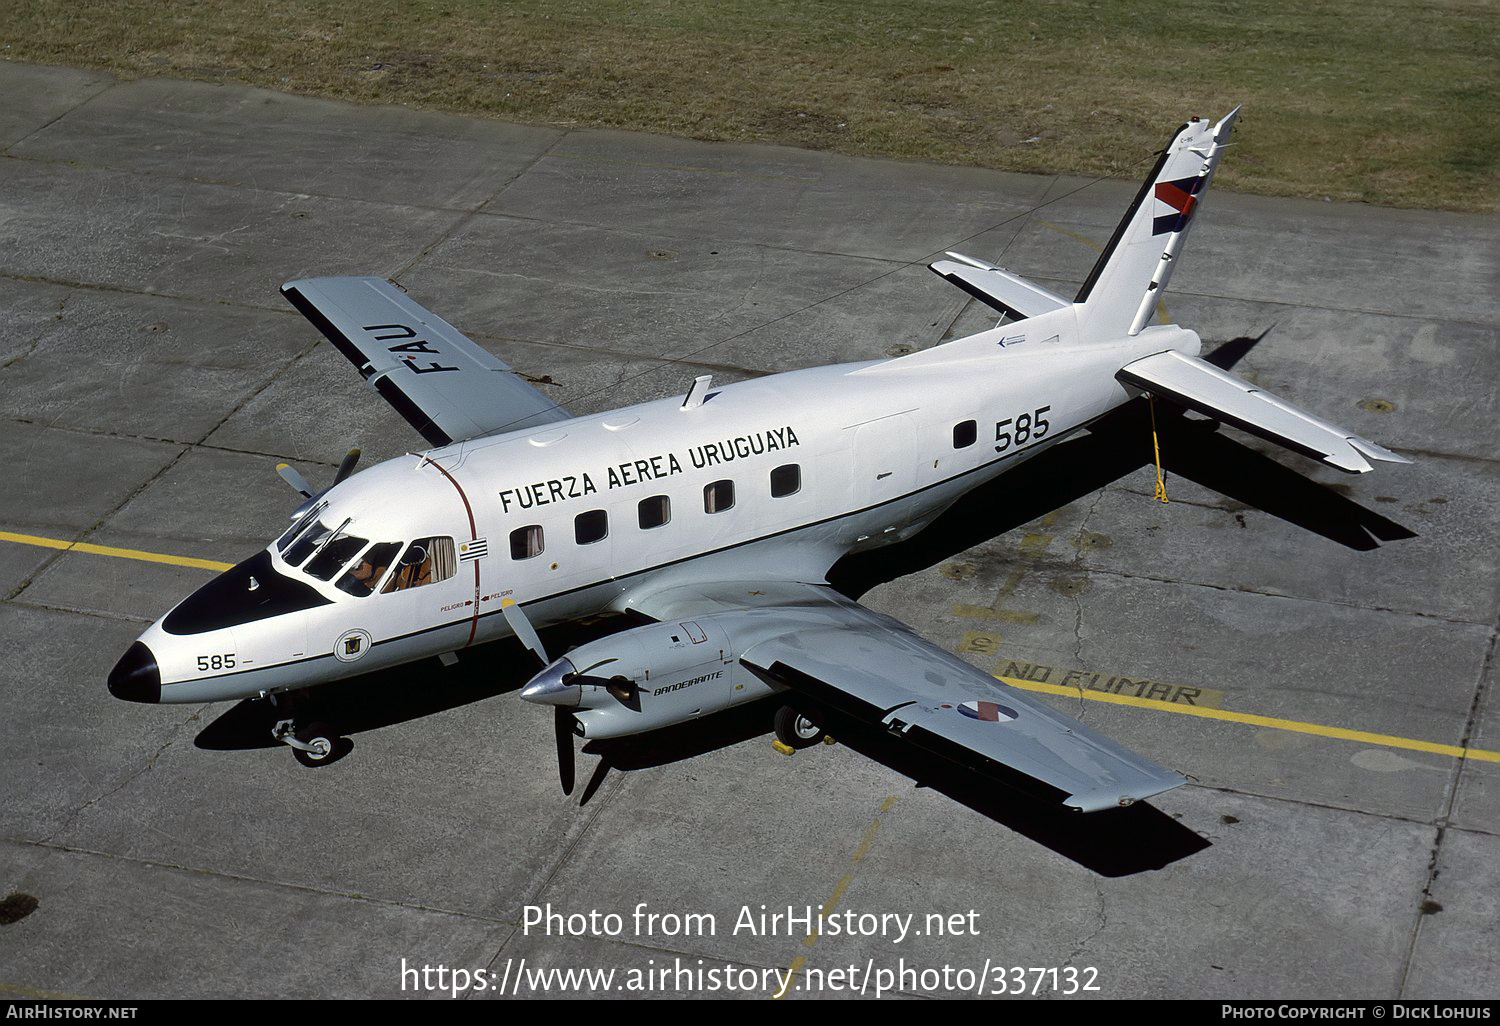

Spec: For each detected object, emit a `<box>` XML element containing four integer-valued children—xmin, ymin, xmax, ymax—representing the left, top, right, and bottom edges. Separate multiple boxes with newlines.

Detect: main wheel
<box><xmin>293</xmin><ymin>721</ymin><xmax>337</xmax><ymax>767</ymax></box>
<box><xmin>773</xmin><ymin>705</ymin><xmax>826</xmax><ymax>750</ymax></box>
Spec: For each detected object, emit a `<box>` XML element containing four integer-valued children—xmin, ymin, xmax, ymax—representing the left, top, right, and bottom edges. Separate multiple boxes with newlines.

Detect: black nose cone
<box><xmin>108</xmin><ymin>642</ymin><xmax>160</xmax><ymax>703</ymax></box>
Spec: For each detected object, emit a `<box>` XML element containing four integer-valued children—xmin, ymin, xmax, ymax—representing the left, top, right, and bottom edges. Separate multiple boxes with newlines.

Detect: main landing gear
<box><xmin>266</xmin><ymin>691</ymin><xmax>342</xmax><ymax>767</ymax></box>
<box><xmin>773</xmin><ymin>704</ymin><xmax>829</xmax><ymax>752</ymax></box>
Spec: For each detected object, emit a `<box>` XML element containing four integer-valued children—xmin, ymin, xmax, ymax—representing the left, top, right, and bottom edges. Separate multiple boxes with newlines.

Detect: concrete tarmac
<box><xmin>0</xmin><ymin>61</ymin><xmax>1496</xmax><ymax>1000</ymax></box>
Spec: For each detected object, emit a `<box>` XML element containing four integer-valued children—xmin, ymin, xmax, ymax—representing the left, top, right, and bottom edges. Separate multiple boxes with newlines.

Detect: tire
<box><xmin>773</xmin><ymin>705</ymin><xmax>826</xmax><ymax>750</ymax></box>
<box><xmin>293</xmin><ymin>721</ymin><xmax>337</xmax><ymax>767</ymax></box>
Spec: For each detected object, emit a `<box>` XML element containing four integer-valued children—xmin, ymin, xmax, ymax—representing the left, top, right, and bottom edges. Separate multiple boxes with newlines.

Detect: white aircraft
<box><xmin>108</xmin><ymin>109</ymin><xmax>1407</xmax><ymax>811</ymax></box>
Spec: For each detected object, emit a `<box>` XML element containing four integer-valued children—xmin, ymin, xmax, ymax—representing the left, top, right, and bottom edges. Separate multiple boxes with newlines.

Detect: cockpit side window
<box><xmin>283</xmin><ymin>518</ymin><xmax>333</xmax><ymax>567</ymax></box>
<box><xmin>381</xmin><ymin>537</ymin><xmax>458</xmax><ymax>593</ymax></box>
<box><xmin>305</xmin><ymin>529</ymin><xmax>371</xmax><ymax>581</ymax></box>
<box><xmin>336</xmin><ymin>541</ymin><xmax>402</xmax><ymax>597</ymax></box>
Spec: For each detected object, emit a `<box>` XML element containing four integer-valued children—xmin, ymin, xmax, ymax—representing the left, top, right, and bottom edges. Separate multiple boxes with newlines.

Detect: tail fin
<box><xmin>1075</xmin><ymin>108</ymin><xmax>1239</xmax><ymax>341</ymax></box>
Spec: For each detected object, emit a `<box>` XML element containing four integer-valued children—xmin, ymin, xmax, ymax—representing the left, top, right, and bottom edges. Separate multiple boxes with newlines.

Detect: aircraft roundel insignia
<box><xmin>957</xmin><ymin>700</ymin><xmax>1017</xmax><ymax>723</ymax></box>
<box><xmin>334</xmin><ymin>628</ymin><xmax>373</xmax><ymax>663</ymax></box>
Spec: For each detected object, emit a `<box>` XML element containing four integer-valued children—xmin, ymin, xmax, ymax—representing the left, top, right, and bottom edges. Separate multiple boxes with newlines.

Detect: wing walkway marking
<box><xmin>0</xmin><ymin>530</ymin><xmax>234</xmax><ymax>573</ymax></box>
<box><xmin>998</xmin><ymin>675</ymin><xmax>1500</xmax><ymax>765</ymax></box>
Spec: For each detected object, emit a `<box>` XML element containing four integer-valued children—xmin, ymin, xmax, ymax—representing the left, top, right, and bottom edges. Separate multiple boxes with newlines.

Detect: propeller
<box><xmin>554</xmin><ymin>707</ymin><xmax>576</xmax><ymax>795</ymax></box>
<box><xmin>501</xmin><ymin>598</ymin><xmax>548</xmax><ymax>667</ymax></box>
<box><xmin>276</xmin><ymin>463</ymin><xmax>315</xmax><ymax>499</ymax></box>
<box><xmin>276</xmin><ymin>448</ymin><xmax>362</xmax><ymax>507</ymax></box>
<box><xmin>504</xmin><ymin>599</ymin><xmax>576</xmax><ymax>792</ymax></box>
<box><xmin>333</xmin><ymin>447</ymin><xmax>362</xmax><ymax>486</ymax></box>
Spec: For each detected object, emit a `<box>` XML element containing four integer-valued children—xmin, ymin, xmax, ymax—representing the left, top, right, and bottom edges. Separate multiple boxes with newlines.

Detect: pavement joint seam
<box><xmin>464</xmin><ymin>206</ymin><xmax>917</xmax><ymax>268</ymax></box>
<box><xmin>1190</xmin><ymin>783</ymin><xmax>1498</xmax><ymax>838</ymax></box>
<box><xmin>1</xmin><ymin>149</ymin><xmax>484</xmax><ymax>218</ymax></box>
<box><xmin>38</xmin><ymin>705</ymin><xmax>204</xmax><ymax>846</ymax></box>
<box><xmin>1</xmin><ymin>598</ymin><xmax>152</xmax><ymax>625</ymax></box>
<box><xmin>1396</xmin><ymin>623</ymin><xmax>1498</xmax><ymax>997</ymax></box>
<box><xmin>981</xmin><ymin>554</ymin><xmax>1494</xmax><ymax>629</ymax></box>
<box><xmin>3</xmin><ymin>298</ymin><xmax>316</xmax><ymax>602</ymax></box>
<box><xmin>1</xmin><ymin>834</ymin><xmax>512</xmax><ymax>927</ymax></box>
<box><xmin>390</xmin><ymin>130</ymin><xmax>573</xmax><ymax>283</ymax></box>
<box><xmin>1</xmin><ymin>73</ymin><xmax>115</xmax><ymax>155</ymax></box>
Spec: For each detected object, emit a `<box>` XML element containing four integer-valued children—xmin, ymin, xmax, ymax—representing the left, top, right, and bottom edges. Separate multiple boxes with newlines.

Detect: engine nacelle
<box><xmin>518</xmin><ymin>615</ymin><xmax>779</xmax><ymax>738</ymax></box>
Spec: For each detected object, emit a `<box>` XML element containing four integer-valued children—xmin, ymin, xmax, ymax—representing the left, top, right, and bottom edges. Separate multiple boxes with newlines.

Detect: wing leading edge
<box><xmin>282</xmin><ymin>276</ymin><xmax>571</xmax><ymax>447</ymax></box>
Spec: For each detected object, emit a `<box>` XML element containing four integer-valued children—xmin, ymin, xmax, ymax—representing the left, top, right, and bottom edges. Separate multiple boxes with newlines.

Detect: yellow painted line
<box><xmin>0</xmin><ymin>530</ymin><xmax>233</xmax><ymax>573</ymax></box>
<box><xmin>998</xmin><ymin>675</ymin><xmax>1500</xmax><ymax>765</ymax></box>
<box><xmin>776</xmin><ymin>795</ymin><xmax>898</xmax><ymax>1000</ymax></box>
<box><xmin>952</xmin><ymin>604</ymin><xmax>1040</xmax><ymax>623</ymax></box>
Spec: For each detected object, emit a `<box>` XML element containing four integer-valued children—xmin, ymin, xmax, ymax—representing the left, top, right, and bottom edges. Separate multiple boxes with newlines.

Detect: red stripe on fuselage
<box><xmin>423</xmin><ymin>457</ymin><xmax>483</xmax><ymax>647</ymax></box>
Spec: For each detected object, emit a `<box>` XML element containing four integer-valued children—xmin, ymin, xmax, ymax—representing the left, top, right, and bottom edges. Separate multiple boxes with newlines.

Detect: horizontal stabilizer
<box><xmin>929</xmin><ymin>252</ymin><xmax>1070</xmax><ymax>321</ymax></box>
<box><xmin>1119</xmin><ymin>350</ymin><xmax>1411</xmax><ymax>473</ymax></box>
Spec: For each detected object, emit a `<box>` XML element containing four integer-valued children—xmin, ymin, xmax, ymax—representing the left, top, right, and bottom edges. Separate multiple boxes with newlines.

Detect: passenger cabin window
<box><xmin>381</xmin><ymin>537</ymin><xmax>458</xmax><ymax>593</ymax></box>
<box><xmin>337</xmin><ymin>541</ymin><xmax>402</xmax><ymax>597</ymax></box>
<box><xmin>953</xmin><ymin>420</ymin><xmax>977</xmax><ymax>449</ymax></box>
<box><xmin>510</xmin><ymin>525</ymin><xmax>544</xmax><ymax>560</ymax></box>
<box><xmin>638</xmin><ymin>495</ymin><xmax>671</xmax><ymax>530</ymax></box>
<box><xmin>575</xmin><ymin>509</ymin><xmax>608</xmax><ymax>545</ymax></box>
<box><xmin>703</xmin><ymin>480</ymin><xmax>734</xmax><ymax>514</ymax></box>
<box><xmin>770</xmin><ymin>464</ymin><xmax>801</xmax><ymax>498</ymax></box>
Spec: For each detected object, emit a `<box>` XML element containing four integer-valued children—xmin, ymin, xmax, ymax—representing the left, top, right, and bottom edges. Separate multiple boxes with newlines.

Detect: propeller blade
<box><xmin>502</xmin><ymin>599</ymin><xmax>548</xmax><ymax>666</ymax></box>
<box><xmin>276</xmin><ymin>463</ymin><xmax>315</xmax><ymax>499</ymax></box>
<box><xmin>554</xmin><ymin>707</ymin><xmax>576</xmax><ymax>795</ymax></box>
<box><xmin>333</xmin><ymin>448</ymin><xmax>362</xmax><ymax>485</ymax></box>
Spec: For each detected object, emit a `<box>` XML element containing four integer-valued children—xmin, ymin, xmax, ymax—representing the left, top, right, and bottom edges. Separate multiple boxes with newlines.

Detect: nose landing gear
<box><xmin>273</xmin><ymin>719</ymin><xmax>339</xmax><ymax>766</ymax></box>
<box><xmin>266</xmin><ymin>691</ymin><xmax>344</xmax><ymax>767</ymax></box>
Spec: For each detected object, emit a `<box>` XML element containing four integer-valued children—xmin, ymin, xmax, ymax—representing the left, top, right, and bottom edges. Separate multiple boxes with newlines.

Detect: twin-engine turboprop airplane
<box><xmin>108</xmin><ymin>109</ymin><xmax>1408</xmax><ymax>811</ymax></box>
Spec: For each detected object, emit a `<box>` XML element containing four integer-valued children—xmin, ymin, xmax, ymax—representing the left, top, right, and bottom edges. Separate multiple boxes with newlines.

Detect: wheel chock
<box><xmin>771</xmin><ymin>740</ymin><xmax>796</xmax><ymax>756</ymax></box>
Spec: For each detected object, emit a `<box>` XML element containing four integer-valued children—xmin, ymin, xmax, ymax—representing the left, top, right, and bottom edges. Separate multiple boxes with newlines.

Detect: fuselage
<box><xmin>107</xmin><ymin>314</ymin><xmax>1200</xmax><ymax>709</ymax></box>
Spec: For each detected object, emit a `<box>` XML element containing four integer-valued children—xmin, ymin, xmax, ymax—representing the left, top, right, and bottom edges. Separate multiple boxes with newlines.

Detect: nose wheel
<box><xmin>267</xmin><ymin>692</ymin><xmax>343</xmax><ymax>767</ymax></box>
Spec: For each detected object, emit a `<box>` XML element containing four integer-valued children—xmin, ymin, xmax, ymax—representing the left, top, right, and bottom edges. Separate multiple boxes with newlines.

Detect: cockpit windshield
<box><xmin>305</xmin><ymin>527</ymin><xmax>370</xmax><ymax>581</ymax></box>
<box><xmin>283</xmin><ymin>517</ymin><xmax>333</xmax><ymax>567</ymax></box>
<box><xmin>276</xmin><ymin>502</ymin><xmax>326</xmax><ymax>555</ymax></box>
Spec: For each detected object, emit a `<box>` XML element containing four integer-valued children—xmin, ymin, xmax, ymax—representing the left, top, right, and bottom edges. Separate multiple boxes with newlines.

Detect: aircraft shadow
<box><xmin>582</xmin><ymin>701</ymin><xmax>1208</xmax><ymax>876</ymax></box>
<box><xmin>193</xmin><ymin>616</ymin><xmax>643</xmax><ymax>752</ymax></box>
<box><xmin>831</xmin><ymin>386</ymin><xmax>1414</xmax><ymax>598</ymax></box>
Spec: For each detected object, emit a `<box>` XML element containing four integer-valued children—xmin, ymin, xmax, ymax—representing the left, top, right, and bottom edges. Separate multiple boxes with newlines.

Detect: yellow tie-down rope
<box><xmin>1149</xmin><ymin>394</ymin><xmax>1169</xmax><ymax>503</ymax></box>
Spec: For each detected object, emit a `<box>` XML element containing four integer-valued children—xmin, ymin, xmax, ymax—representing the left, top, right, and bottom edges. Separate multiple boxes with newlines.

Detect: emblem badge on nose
<box><xmin>334</xmin><ymin>628</ymin><xmax>373</xmax><ymax>662</ymax></box>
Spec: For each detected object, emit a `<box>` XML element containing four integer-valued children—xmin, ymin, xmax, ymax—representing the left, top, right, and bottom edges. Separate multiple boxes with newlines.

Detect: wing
<box><xmin>1119</xmin><ymin>350</ymin><xmax>1411</xmax><ymax>473</ymax></box>
<box><xmin>627</xmin><ymin>582</ymin><xmax>1184</xmax><ymax>812</ymax></box>
<box><xmin>281</xmin><ymin>276</ymin><xmax>571</xmax><ymax>447</ymax></box>
<box><xmin>928</xmin><ymin>251</ymin><xmax>1070</xmax><ymax>321</ymax></box>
